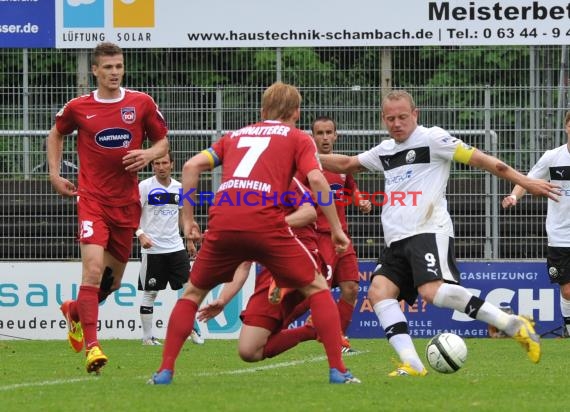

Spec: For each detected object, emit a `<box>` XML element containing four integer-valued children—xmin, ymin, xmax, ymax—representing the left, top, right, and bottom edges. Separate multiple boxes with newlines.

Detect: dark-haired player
<box><xmin>48</xmin><ymin>42</ymin><xmax>169</xmax><ymax>374</ymax></box>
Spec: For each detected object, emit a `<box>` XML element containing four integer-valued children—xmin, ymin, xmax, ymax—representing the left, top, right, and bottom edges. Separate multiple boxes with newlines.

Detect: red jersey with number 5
<box><xmin>55</xmin><ymin>87</ymin><xmax>167</xmax><ymax>206</ymax></box>
<box><xmin>205</xmin><ymin>120</ymin><xmax>321</xmax><ymax>232</ymax></box>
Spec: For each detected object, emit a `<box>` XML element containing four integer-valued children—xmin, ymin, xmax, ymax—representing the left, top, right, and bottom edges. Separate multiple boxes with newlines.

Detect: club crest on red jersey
<box><xmin>121</xmin><ymin>107</ymin><xmax>136</xmax><ymax>124</ymax></box>
<box><xmin>329</xmin><ymin>182</ymin><xmax>344</xmax><ymax>200</ymax></box>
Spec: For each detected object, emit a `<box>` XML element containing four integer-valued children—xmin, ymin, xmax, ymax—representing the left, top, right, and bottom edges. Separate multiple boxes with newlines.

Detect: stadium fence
<box><xmin>1</xmin><ymin>46</ymin><xmax>568</xmax><ymax>261</ymax></box>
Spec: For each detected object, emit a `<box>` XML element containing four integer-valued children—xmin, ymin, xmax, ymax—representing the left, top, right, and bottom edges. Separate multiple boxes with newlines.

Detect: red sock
<box><xmin>308</xmin><ymin>290</ymin><xmax>345</xmax><ymax>372</ymax></box>
<box><xmin>262</xmin><ymin>325</ymin><xmax>317</xmax><ymax>358</ymax></box>
<box><xmin>77</xmin><ymin>285</ymin><xmax>100</xmax><ymax>350</ymax></box>
<box><xmin>337</xmin><ymin>299</ymin><xmax>355</xmax><ymax>335</ymax></box>
<box><xmin>159</xmin><ymin>299</ymin><xmax>198</xmax><ymax>372</ymax></box>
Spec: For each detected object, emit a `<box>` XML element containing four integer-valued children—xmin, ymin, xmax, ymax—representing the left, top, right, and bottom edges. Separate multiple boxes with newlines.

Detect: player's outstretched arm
<box><xmin>47</xmin><ymin>126</ymin><xmax>77</xmax><ymax>197</ymax></box>
<box><xmin>468</xmin><ymin>149</ymin><xmax>560</xmax><ymax>201</ymax></box>
<box><xmin>319</xmin><ymin>153</ymin><xmax>364</xmax><ymax>174</ymax></box>
<box><xmin>197</xmin><ymin>261</ymin><xmax>252</xmax><ymax>321</ymax></box>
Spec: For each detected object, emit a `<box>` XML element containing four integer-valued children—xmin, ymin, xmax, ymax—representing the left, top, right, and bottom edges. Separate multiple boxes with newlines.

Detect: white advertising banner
<box><xmin>55</xmin><ymin>0</ymin><xmax>570</xmax><ymax>48</ymax></box>
<box><xmin>0</xmin><ymin>261</ymin><xmax>254</xmax><ymax>340</ymax></box>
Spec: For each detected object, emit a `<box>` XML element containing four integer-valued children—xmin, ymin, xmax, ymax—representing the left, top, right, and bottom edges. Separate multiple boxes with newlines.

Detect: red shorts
<box><xmin>190</xmin><ymin>228</ymin><xmax>318</xmax><ymax>291</ymax></box>
<box><xmin>241</xmin><ymin>266</ymin><xmax>309</xmax><ymax>332</ymax></box>
<box><xmin>317</xmin><ymin>231</ymin><xmax>359</xmax><ymax>287</ymax></box>
<box><xmin>77</xmin><ymin>196</ymin><xmax>140</xmax><ymax>262</ymax></box>
<box><xmin>240</xmin><ymin>270</ymin><xmax>283</xmax><ymax>333</ymax></box>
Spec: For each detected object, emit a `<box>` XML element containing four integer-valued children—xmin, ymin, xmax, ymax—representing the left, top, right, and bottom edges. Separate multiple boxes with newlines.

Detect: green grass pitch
<box><xmin>0</xmin><ymin>338</ymin><xmax>563</xmax><ymax>411</ymax></box>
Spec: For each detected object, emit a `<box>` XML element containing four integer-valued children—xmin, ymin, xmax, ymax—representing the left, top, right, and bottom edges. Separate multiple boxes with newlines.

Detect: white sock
<box><xmin>141</xmin><ymin>290</ymin><xmax>158</xmax><ymax>340</ymax></box>
<box><xmin>373</xmin><ymin>299</ymin><xmax>425</xmax><ymax>372</ymax></box>
<box><xmin>141</xmin><ymin>312</ymin><xmax>153</xmax><ymax>340</ymax></box>
<box><xmin>433</xmin><ymin>283</ymin><xmax>471</xmax><ymax>310</ymax></box>
<box><xmin>478</xmin><ymin>303</ymin><xmax>516</xmax><ymax>334</ymax></box>
<box><xmin>433</xmin><ymin>283</ymin><xmax>513</xmax><ymax>333</ymax></box>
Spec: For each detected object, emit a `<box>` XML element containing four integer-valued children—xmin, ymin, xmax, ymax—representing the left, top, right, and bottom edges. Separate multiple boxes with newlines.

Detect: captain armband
<box><xmin>452</xmin><ymin>143</ymin><xmax>476</xmax><ymax>165</ymax></box>
<box><xmin>201</xmin><ymin>147</ymin><xmax>221</xmax><ymax>169</ymax></box>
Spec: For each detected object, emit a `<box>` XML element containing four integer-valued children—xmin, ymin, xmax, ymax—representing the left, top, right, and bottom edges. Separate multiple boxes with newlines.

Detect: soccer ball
<box><xmin>425</xmin><ymin>333</ymin><xmax>467</xmax><ymax>373</ymax></box>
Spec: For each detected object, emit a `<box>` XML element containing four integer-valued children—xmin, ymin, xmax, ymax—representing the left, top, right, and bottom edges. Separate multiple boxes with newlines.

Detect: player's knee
<box><xmin>181</xmin><ymin>282</ymin><xmax>207</xmax><ymax>302</ymax></box>
<box><xmin>367</xmin><ymin>278</ymin><xmax>385</xmax><ymax>305</ymax></box>
<box><xmin>340</xmin><ymin>281</ymin><xmax>359</xmax><ymax>303</ymax></box>
<box><xmin>238</xmin><ymin>352</ymin><xmax>257</xmax><ymax>362</ymax></box>
<box><xmin>141</xmin><ymin>290</ymin><xmax>158</xmax><ymax>307</ymax></box>
<box><xmin>418</xmin><ymin>281</ymin><xmax>440</xmax><ymax>304</ymax></box>
<box><xmin>367</xmin><ymin>288</ymin><xmax>379</xmax><ymax>305</ymax></box>
<box><xmin>238</xmin><ymin>347</ymin><xmax>262</xmax><ymax>362</ymax></box>
<box><xmin>82</xmin><ymin>264</ymin><xmax>105</xmax><ymax>286</ymax></box>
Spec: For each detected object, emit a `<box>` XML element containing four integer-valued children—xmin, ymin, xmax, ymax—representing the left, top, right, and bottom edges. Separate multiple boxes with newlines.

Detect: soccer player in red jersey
<box><xmin>311</xmin><ymin>116</ymin><xmax>371</xmax><ymax>351</ymax></box>
<box><xmin>196</xmin><ymin>177</ymin><xmax>326</xmax><ymax>362</ymax></box>
<box><xmin>47</xmin><ymin>42</ymin><xmax>169</xmax><ymax>374</ymax></box>
<box><xmin>148</xmin><ymin>82</ymin><xmax>360</xmax><ymax>385</ymax></box>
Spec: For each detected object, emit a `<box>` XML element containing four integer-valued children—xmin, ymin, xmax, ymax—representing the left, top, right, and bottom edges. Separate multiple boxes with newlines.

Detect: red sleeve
<box><xmin>285</xmin><ymin>177</ymin><xmax>314</xmax><ymax>213</ymax></box>
<box><xmin>294</xmin><ymin>170</ymin><xmax>308</xmax><ymax>186</ymax></box>
<box><xmin>289</xmin><ymin>176</ymin><xmax>312</xmax><ymax>199</ymax></box>
<box><xmin>294</xmin><ymin>132</ymin><xmax>321</xmax><ymax>177</ymax></box>
<box><xmin>209</xmin><ymin>134</ymin><xmax>226</xmax><ymax>164</ymax></box>
<box><xmin>55</xmin><ymin>102</ymin><xmax>77</xmax><ymax>135</ymax></box>
<box><xmin>144</xmin><ymin>95</ymin><xmax>168</xmax><ymax>142</ymax></box>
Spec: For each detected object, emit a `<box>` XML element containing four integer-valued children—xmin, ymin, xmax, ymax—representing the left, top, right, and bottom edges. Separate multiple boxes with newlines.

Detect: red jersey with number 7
<box><xmin>203</xmin><ymin>120</ymin><xmax>321</xmax><ymax>232</ymax></box>
<box><xmin>55</xmin><ymin>87</ymin><xmax>167</xmax><ymax>206</ymax></box>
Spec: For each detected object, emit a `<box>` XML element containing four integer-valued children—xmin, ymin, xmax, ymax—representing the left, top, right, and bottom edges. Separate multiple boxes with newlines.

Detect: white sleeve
<box><xmin>527</xmin><ymin>151</ymin><xmax>552</xmax><ymax>180</ymax></box>
<box><xmin>429</xmin><ymin>127</ymin><xmax>467</xmax><ymax>161</ymax></box>
<box><xmin>357</xmin><ymin>145</ymin><xmax>384</xmax><ymax>172</ymax></box>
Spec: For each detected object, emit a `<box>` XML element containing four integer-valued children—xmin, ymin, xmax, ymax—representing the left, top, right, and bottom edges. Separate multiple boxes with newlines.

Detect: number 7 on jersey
<box><xmin>233</xmin><ymin>137</ymin><xmax>270</xmax><ymax>178</ymax></box>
